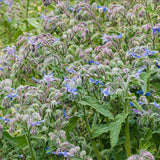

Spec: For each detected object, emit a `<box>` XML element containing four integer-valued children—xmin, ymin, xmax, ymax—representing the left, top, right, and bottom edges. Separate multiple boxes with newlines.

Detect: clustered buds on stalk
<box><xmin>43</xmin><ymin>0</ymin><xmax>51</xmax><ymax>6</ymax></box>
<box><xmin>127</xmin><ymin>149</ymin><xmax>155</xmax><ymax>160</ymax></box>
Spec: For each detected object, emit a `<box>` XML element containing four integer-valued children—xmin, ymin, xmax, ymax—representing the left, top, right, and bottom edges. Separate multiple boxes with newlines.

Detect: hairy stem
<box><xmin>25</xmin><ymin>0</ymin><xmax>30</xmax><ymax>31</ymax></box>
<box><xmin>124</xmin><ymin>89</ymin><xmax>131</xmax><ymax>158</ymax></box>
<box><xmin>26</xmin><ymin>131</ymin><xmax>35</xmax><ymax>160</ymax></box>
<box><xmin>147</xmin><ymin>65</ymin><xmax>150</xmax><ymax>103</ymax></box>
<box><xmin>83</xmin><ymin>106</ymin><xmax>101</xmax><ymax>160</ymax></box>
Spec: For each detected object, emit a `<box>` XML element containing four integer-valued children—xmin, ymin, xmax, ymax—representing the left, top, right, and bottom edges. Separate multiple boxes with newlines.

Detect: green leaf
<box><xmin>2</xmin><ymin>131</ymin><xmax>16</xmax><ymax>145</ymax></box>
<box><xmin>0</xmin><ymin>106</ymin><xmax>4</xmax><ymax>111</ymax></box>
<box><xmin>140</xmin><ymin>72</ymin><xmax>150</xmax><ymax>93</ymax></box>
<box><xmin>14</xmin><ymin>135</ymin><xmax>28</xmax><ymax>148</ymax></box>
<box><xmin>145</xmin><ymin>6</ymin><xmax>155</xmax><ymax>14</ymax></box>
<box><xmin>139</xmin><ymin>138</ymin><xmax>151</xmax><ymax>149</ymax></box>
<box><xmin>79</xmin><ymin>96</ymin><xmax>114</xmax><ymax>120</ymax></box>
<box><xmin>110</xmin><ymin>113</ymin><xmax>128</xmax><ymax>148</ymax></box>
<box><xmin>144</xmin><ymin>128</ymin><xmax>152</xmax><ymax>140</ymax></box>
<box><xmin>26</xmin><ymin>18</ymin><xmax>42</xmax><ymax>29</ymax></box>
<box><xmin>65</xmin><ymin>116</ymin><xmax>79</xmax><ymax>134</ymax></box>
<box><xmin>2</xmin><ymin>131</ymin><xmax>27</xmax><ymax>148</ymax></box>
<box><xmin>14</xmin><ymin>29</ymin><xmax>23</xmax><ymax>40</ymax></box>
<box><xmin>91</xmin><ymin>125</ymin><xmax>110</xmax><ymax>138</ymax></box>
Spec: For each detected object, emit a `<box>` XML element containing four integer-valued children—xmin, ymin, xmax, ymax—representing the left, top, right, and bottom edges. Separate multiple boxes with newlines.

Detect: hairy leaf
<box><xmin>79</xmin><ymin>96</ymin><xmax>114</xmax><ymax>120</ymax></box>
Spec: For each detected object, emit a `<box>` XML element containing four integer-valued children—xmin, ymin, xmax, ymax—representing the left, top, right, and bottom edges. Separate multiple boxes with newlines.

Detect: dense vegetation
<box><xmin>0</xmin><ymin>0</ymin><xmax>160</xmax><ymax>159</ymax></box>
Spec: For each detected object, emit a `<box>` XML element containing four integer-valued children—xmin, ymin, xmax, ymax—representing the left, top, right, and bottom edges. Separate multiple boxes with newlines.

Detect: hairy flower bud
<box><xmin>80</xmin><ymin>151</ymin><xmax>86</xmax><ymax>157</ymax></box>
<box><xmin>92</xmin><ymin>3</ymin><xmax>97</xmax><ymax>10</ymax></box>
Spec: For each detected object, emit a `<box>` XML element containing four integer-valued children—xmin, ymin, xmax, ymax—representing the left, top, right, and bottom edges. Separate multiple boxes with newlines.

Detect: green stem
<box><xmin>25</xmin><ymin>0</ymin><xmax>30</xmax><ymax>31</ymax></box>
<box><xmin>83</xmin><ymin>106</ymin><xmax>101</xmax><ymax>160</ymax></box>
<box><xmin>147</xmin><ymin>65</ymin><xmax>150</xmax><ymax>103</ymax></box>
<box><xmin>145</xmin><ymin>0</ymin><xmax>152</xmax><ymax>24</ymax></box>
<box><xmin>26</xmin><ymin>131</ymin><xmax>35</xmax><ymax>160</ymax></box>
<box><xmin>124</xmin><ymin>90</ymin><xmax>131</xmax><ymax>158</ymax></box>
<box><xmin>91</xmin><ymin>111</ymin><xmax>97</xmax><ymax>132</ymax></box>
<box><xmin>41</xmin><ymin>115</ymin><xmax>51</xmax><ymax>159</ymax></box>
<box><xmin>156</xmin><ymin>145</ymin><xmax>160</xmax><ymax>158</ymax></box>
<box><xmin>152</xmin><ymin>36</ymin><xmax>155</xmax><ymax>50</ymax></box>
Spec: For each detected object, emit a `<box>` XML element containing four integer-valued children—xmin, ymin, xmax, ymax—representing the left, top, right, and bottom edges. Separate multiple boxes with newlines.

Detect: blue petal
<box><xmin>137</xmin><ymin>89</ymin><xmax>144</xmax><ymax>95</ymax></box>
<box><xmin>145</xmin><ymin>91</ymin><xmax>151</xmax><ymax>96</ymax></box>
<box><xmin>129</xmin><ymin>102</ymin><xmax>134</xmax><ymax>107</ymax></box>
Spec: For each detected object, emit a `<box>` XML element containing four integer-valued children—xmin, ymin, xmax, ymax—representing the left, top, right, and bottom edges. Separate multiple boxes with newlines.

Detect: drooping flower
<box><xmin>65</xmin><ymin>67</ymin><xmax>76</xmax><ymax>74</ymax></box>
<box><xmin>64</xmin><ymin>109</ymin><xmax>67</xmax><ymax>118</ymax></box>
<box><xmin>32</xmin><ymin>77</ymin><xmax>40</xmax><ymax>84</ymax></box>
<box><xmin>4</xmin><ymin>45</ymin><xmax>16</xmax><ymax>55</ymax></box>
<box><xmin>152</xmin><ymin>27</ymin><xmax>160</xmax><ymax>34</ymax></box>
<box><xmin>129</xmin><ymin>102</ymin><xmax>134</xmax><ymax>107</ymax></box>
<box><xmin>156</xmin><ymin>59</ymin><xmax>160</xmax><ymax>68</ymax></box>
<box><xmin>153</xmin><ymin>102</ymin><xmax>160</xmax><ymax>109</ymax></box>
<box><xmin>97</xmin><ymin>6</ymin><xmax>108</xmax><ymax>12</ymax></box>
<box><xmin>28</xmin><ymin>37</ymin><xmax>42</xmax><ymax>48</ymax></box>
<box><xmin>88</xmin><ymin>59</ymin><xmax>100</xmax><ymax>65</ymax></box>
<box><xmin>65</xmin><ymin>84</ymin><xmax>77</xmax><ymax>95</ymax></box>
<box><xmin>18</xmin><ymin>155</ymin><xmax>24</xmax><ymax>158</ymax></box>
<box><xmin>136</xmin><ymin>89</ymin><xmax>144</xmax><ymax>95</ymax></box>
<box><xmin>68</xmin><ymin>6</ymin><xmax>74</xmax><ymax>11</ymax></box>
<box><xmin>89</xmin><ymin>79</ymin><xmax>103</xmax><ymax>85</ymax></box>
<box><xmin>135</xmin><ymin>67</ymin><xmax>146</xmax><ymax>78</ymax></box>
<box><xmin>42</xmin><ymin>73</ymin><xmax>54</xmax><ymax>84</ymax></box>
<box><xmin>52</xmin><ymin>150</ymin><xmax>74</xmax><ymax>157</ymax></box>
<box><xmin>145</xmin><ymin>92</ymin><xmax>151</xmax><ymax>96</ymax></box>
<box><xmin>5</xmin><ymin>93</ymin><xmax>18</xmax><ymax>101</ymax></box>
<box><xmin>128</xmin><ymin>52</ymin><xmax>141</xmax><ymax>58</ymax></box>
<box><xmin>143</xmin><ymin>48</ymin><xmax>158</xmax><ymax>56</ymax></box>
<box><xmin>3</xmin><ymin>0</ymin><xmax>12</xmax><ymax>7</ymax></box>
<box><xmin>101</xmin><ymin>33</ymin><xmax>113</xmax><ymax>42</ymax></box>
<box><xmin>131</xmin><ymin>109</ymin><xmax>138</xmax><ymax>114</ymax></box>
<box><xmin>0</xmin><ymin>116</ymin><xmax>10</xmax><ymax>122</ymax></box>
<box><xmin>31</xmin><ymin>119</ymin><xmax>45</xmax><ymax>126</ymax></box>
<box><xmin>100</xmin><ymin>88</ymin><xmax>114</xmax><ymax>96</ymax></box>
<box><xmin>136</xmin><ymin>89</ymin><xmax>150</xmax><ymax>97</ymax></box>
<box><xmin>8</xmin><ymin>18</ymin><xmax>12</xmax><ymax>22</ymax></box>
<box><xmin>115</xmin><ymin>33</ymin><xmax>123</xmax><ymax>39</ymax></box>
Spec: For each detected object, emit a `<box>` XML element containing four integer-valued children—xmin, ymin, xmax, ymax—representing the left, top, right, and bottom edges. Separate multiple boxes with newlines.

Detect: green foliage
<box><xmin>110</xmin><ymin>113</ymin><xmax>128</xmax><ymax>148</ymax></box>
<box><xmin>91</xmin><ymin>125</ymin><xmax>109</xmax><ymax>138</ymax></box>
<box><xmin>79</xmin><ymin>96</ymin><xmax>114</xmax><ymax>120</ymax></box>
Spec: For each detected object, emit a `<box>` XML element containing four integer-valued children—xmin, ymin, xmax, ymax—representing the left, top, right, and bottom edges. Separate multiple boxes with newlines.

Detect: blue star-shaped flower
<box><xmin>128</xmin><ymin>52</ymin><xmax>141</xmax><ymax>58</ymax></box>
<box><xmin>136</xmin><ymin>89</ymin><xmax>144</xmax><ymax>95</ymax></box>
<box><xmin>43</xmin><ymin>72</ymin><xmax>54</xmax><ymax>84</ymax></box>
<box><xmin>101</xmin><ymin>33</ymin><xmax>113</xmax><ymax>43</ymax></box>
<box><xmin>88</xmin><ymin>60</ymin><xmax>100</xmax><ymax>65</ymax></box>
<box><xmin>115</xmin><ymin>33</ymin><xmax>123</xmax><ymax>39</ymax></box>
<box><xmin>137</xmin><ymin>89</ymin><xmax>150</xmax><ymax>96</ymax></box>
<box><xmin>154</xmin><ymin>102</ymin><xmax>160</xmax><ymax>109</ymax></box>
<box><xmin>143</xmin><ymin>48</ymin><xmax>158</xmax><ymax>56</ymax></box>
<box><xmin>65</xmin><ymin>67</ymin><xmax>76</xmax><ymax>74</ymax></box>
<box><xmin>65</xmin><ymin>84</ymin><xmax>77</xmax><ymax>95</ymax></box>
<box><xmin>31</xmin><ymin>119</ymin><xmax>45</xmax><ymax>126</ymax></box>
<box><xmin>129</xmin><ymin>102</ymin><xmax>134</xmax><ymax>107</ymax></box>
<box><xmin>97</xmin><ymin>6</ymin><xmax>108</xmax><ymax>12</ymax></box>
<box><xmin>89</xmin><ymin>79</ymin><xmax>103</xmax><ymax>85</ymax></box>
<box><xmin>152</xmin><ymin>27</ymin><xmax>160</xmax><ymax>34</ymax></box>
<box><xmin>5</xmin><ymin>93</ymin><xmax>18</xmax><ymax>101</ymax></box>
<box><xmin>32</xmin><ymin>77</ymin><xmax>40</xmax><ymax>84</ymax></box>
<box><xmin>156</xmin><ymin>59</ymin><xmax>160</xmax><ymax>68</ymax></box>
<box><xmin>0</xmin><ymin>116</ymin><xmax>10</xmax><ymax>122</ymax></box>
<box><xmin>52</xmin><ymin>150</ymin><xmax>74</xmax><ymax>157</ymax></box>
<box><xmin>100</xmin><ymin>88</ymin><xmax>114</xmax><ymax>96</ymax></box>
